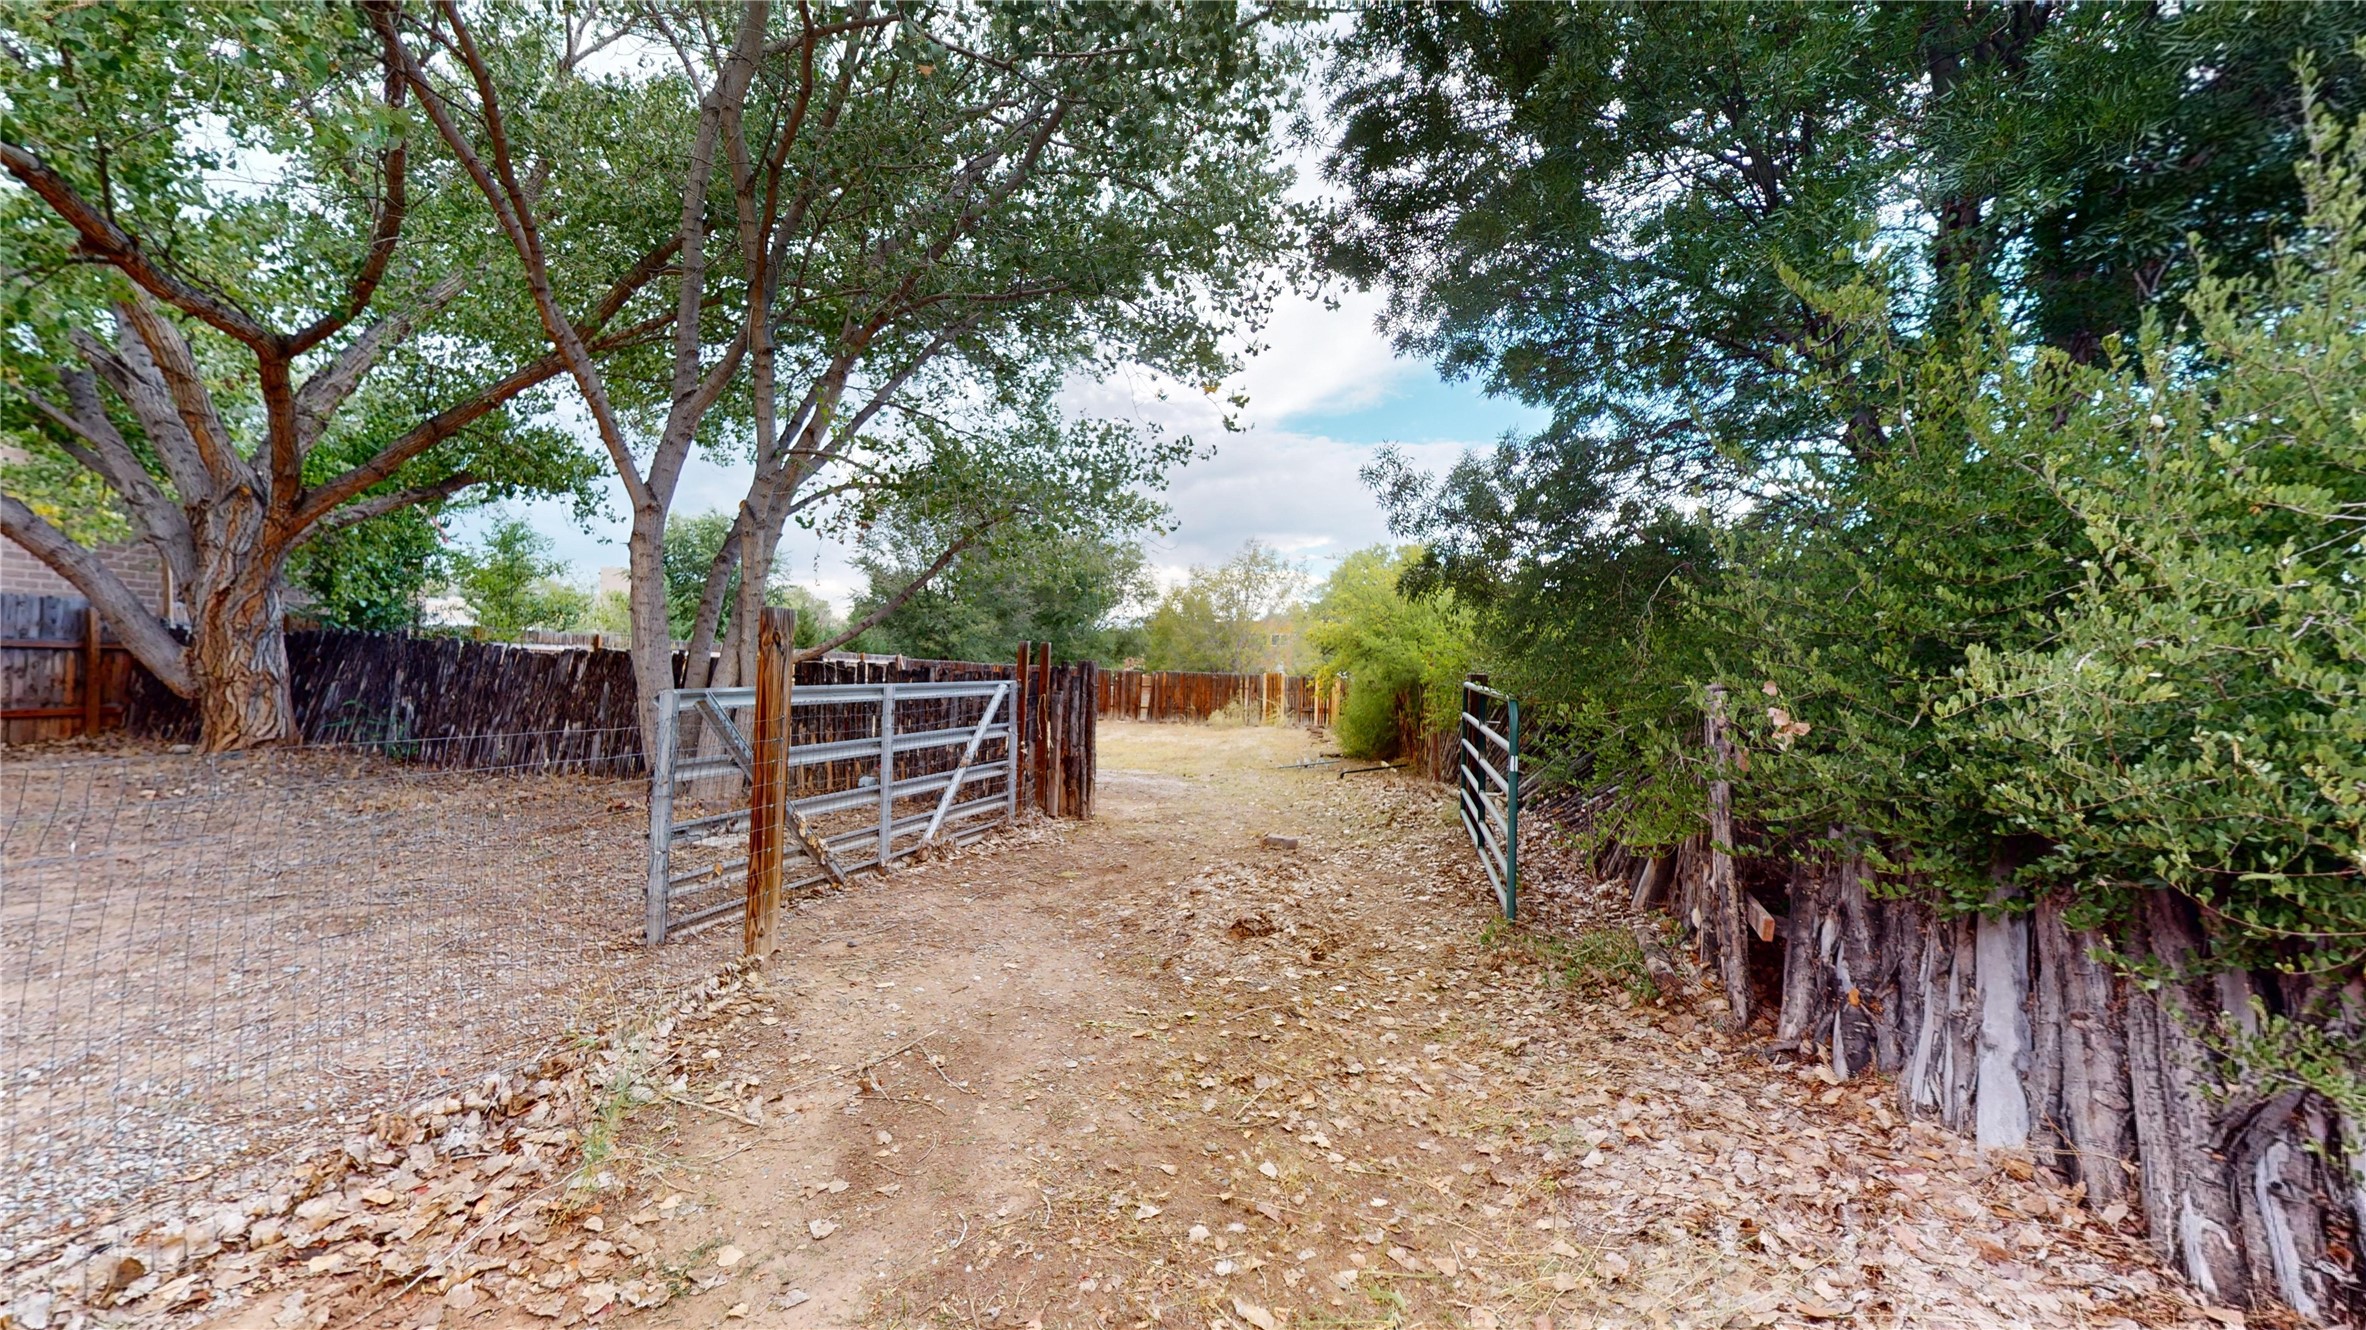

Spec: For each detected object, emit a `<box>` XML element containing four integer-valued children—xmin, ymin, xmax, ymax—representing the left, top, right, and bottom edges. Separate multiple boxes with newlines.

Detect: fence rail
<box><xmin>1457</xmin><ymin>678</ymin><xmax>1521</xmax><ymax>919</ymax></box>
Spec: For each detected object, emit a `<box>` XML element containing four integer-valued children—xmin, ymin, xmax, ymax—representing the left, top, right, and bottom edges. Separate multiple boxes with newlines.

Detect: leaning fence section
<box><xmin>1457</xmin><ymin>678</ymin><xmax>1521</xmax><ymax>919</ymax></box>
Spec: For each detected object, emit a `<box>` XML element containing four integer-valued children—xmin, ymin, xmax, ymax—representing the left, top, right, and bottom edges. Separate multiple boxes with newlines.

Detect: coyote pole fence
<box><xmin>743</xmin><ymin>607</ymin><xmax>794</xmax><ymax>959</ymax></box>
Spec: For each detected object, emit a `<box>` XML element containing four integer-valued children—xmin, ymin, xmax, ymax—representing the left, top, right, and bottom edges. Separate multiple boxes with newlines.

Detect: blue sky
<box><xmin>1281</xmin><ymin>367</ymin><xmax>1545</xmax><ymax>450</ymax></box>
<box><xmin>469</xmin><ymin>285</ymin><xmax>1549</xmax><ymax>608</ymax></box>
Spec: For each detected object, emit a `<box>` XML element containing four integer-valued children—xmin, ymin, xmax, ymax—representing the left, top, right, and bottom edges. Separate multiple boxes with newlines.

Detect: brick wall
<box><xmin>0</xmin><ymin>533</ymin><xmax>175</xmax><ymax>619</ymax></box>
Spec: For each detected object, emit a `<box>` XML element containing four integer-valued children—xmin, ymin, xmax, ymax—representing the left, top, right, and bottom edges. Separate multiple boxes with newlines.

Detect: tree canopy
<box><xmin>1323</xmin><ymin>1</ymin><xmax>2366</xmax><ymax>957</ymax></box>
<box><xmin>1141</xmin><ymin>540</ymin><xmax>1306</xmax><ymax>674</ymax></box>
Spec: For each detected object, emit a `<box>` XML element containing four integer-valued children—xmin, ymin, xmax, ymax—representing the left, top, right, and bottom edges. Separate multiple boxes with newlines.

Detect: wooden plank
<box><xmin>746</xmin><ymin>607</ymin><xmax>793</xmax><ymax>959</ymax></box>
<box><xmin>1035</xmin><ymin>645</ymin><xmax>1053</xmax><ymax>813</ymax></box>
<box><xmin>1013</xmin><ymin>642</ymin><xmax>1031</xmax><ymax>813</ymax></box>
<box><xmin>81</xmin><ymin>607</ymin><xmax>100</xmax><ymax>735</ymax></box>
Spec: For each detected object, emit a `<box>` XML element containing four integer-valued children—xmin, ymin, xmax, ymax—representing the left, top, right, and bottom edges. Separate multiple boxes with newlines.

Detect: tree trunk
<box><xmin>717</xmin><ymin>505</ymin><xmax>783</xmax><ymax>687</ymax></box>
<box><xmin>187</xmin><ymin>570</ymin><xmax>293</xmax><ymax>750</ymax></box>
<box><xmin>185</xmin><ymin>498</ymin><xmax>295</xmax><ymax>751</ymax></box>
<box><xmin>2030</xmin><ymin>897</ymin><xmax>2135</xmax><ymax>1206</ymax></box>
<box><xmin>628</xmin><ymin>502</ymin><xmax>677</xmax><ymax>759</ymax></box>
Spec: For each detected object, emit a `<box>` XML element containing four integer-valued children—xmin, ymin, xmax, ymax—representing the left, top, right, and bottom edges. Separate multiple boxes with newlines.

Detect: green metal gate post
<box><xmin>1504</xmin><ymin>692</ymin><xmax>1519</xmax><ymax>920</ymax></box>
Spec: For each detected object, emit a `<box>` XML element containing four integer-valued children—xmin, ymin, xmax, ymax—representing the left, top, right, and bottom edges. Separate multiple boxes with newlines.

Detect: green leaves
<box><xmin>1301</xmin><ymin>545</ymin><xmax>1473</xmax><ymax>762</ymax></box>
<box><xmin>448</xmin><ymin>515</ymin><xmax>589</xmax><ymax>637</ymax></box>
<box><xmin>1142</xmin><ymin>540</ymin><xmax>1308</xmax><ymax>676</ymax></box>
<box><xmin>1329</xmin><ymin>4</ymin><xmax>2366</xmax><ymax>956</ymax></box>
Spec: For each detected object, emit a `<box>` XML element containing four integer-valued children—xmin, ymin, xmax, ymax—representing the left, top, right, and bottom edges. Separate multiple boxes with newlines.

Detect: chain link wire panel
<box><xmin>0</xmin><ymin>728</ymin><xmax>716</xmax><ymax>1245</ymax></box>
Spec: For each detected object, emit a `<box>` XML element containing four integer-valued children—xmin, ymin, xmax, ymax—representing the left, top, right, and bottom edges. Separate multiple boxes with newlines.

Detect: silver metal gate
<box><xmin>645</xmin><ymin>679</ymin><xmax>1015</xmax><ymax>941</ymax></box>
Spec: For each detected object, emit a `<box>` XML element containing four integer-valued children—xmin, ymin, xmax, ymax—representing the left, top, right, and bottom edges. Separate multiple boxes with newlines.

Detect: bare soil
<box><xmin>405</xmin><ymin>721</ymin><xmax>2214</xmax><ymax>1330</ymax></box>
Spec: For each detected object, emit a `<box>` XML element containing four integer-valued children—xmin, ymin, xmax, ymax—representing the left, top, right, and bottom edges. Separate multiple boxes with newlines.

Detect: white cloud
<box><xmin>480</xmin><ymin>280</ymin><xmax>1490</xmax><ymax>614</ymax></box>
<box><xmin>1145</xmin><ymin>428</ymin><xmax>1464</xmax><ymax>584</ymax></box>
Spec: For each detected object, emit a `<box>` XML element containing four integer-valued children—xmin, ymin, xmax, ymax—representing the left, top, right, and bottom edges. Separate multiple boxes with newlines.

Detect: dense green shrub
<box><xmin>1304</xmin><ymin>546</ymin><xmax>1473</xmax><ymax>759</ymax></box>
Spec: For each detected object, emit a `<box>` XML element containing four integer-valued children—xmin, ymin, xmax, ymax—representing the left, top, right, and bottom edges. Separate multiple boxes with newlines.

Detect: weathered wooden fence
<box><xmin>1540</xmin><ymin>682</ymin><xmax>2362</xmax><ymax>1322</ymax></box>
<box><xmin>1</xmin><ymin>594</ymin><xmax>1096</xmax><ymax>812</ymax></box>
<box><xmin>1097</xmin><ymin>668</ymin><xmax>1340</xmax><ymax>727</ymax></box>
<box><xmin>0</xmin><ymin>594</ymin><xmax>141</xmax><ymax>744</ymax></box>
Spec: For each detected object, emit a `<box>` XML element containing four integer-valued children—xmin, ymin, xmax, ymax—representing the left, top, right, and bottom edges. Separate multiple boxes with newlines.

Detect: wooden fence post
<box><xmin>744</xmin><ymin>607</ymin><xmax>794</xmax><ymax>959</ymax></box>
<box><xmin>1014</xmin><ymin>642</ymin><xmax>1032</xmax><ymax>813</ymax></box>
<box><xmin>1034</xmin><ymin>646</ymin><xmax>1054</xmax><ymax>812</ymax></box>
<box><xmin>80</xmin><ymin>607</ymin><xmax>102</xmax><ymax>736</ymax></box>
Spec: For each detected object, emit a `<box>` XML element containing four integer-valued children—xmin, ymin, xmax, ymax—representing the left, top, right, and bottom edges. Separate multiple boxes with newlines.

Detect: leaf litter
<box><xmin>1</xmin><ymin>724</ymin><xmax>2231</xmax><ymax>1330</ymax></box>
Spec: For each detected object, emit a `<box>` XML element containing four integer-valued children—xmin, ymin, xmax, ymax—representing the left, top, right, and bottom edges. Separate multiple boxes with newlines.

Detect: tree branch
<box><xmin>0</xmin><ymin>140</ymin><xmax>276</xmax><ymax>351</ymax></box>
<box><xmin>0</xmin><ymin>489</ymin><xmax>193</xmax><ymax>694</ymax></box>
<box><xmin>287</xmin><ymin>306</ymin><xmax>674</xmax><ymax>532</ymax></box>
<box><xmin>291</xmin><ymin>264</ymin><xmax>474</xmax><ymax>448</ymax></box>
<box><xmin>12</xmin><ymin>374</ymin><xmax>195</xmax><ymax>583</ymax></box>
<box><xmin>299</xmin><ymin>471</ymin><xmax>478</xmax><ymax>539</ymax></box>
<box><xmin>287</xmin><ymin>56</ymin><xmax>411</xmax><ymax>355</ymax></box>
<box><xmin>368</xmin><ymin>0</ymin><xmax>652</xmax><ymax>508</ymax></box>
<box><xmin>796</xmin><ymin>513</ymin><xmax>1007</xmax><ymax>659</ymax></box>
<box><xmin>115</xmin><ymin>295</ymin><xmax>244</xmax><ymax>487</ymax></box>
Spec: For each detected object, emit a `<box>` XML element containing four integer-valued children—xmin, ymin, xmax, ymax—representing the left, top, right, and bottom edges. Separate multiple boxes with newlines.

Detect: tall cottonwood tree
<box><xmin>375</xmin><ymin>1</ymin><xmax>1300</xmax><ymax>748</ymax></box>
<box><xmin>0</xmin><ymin>5</ymin><xmax>672</xmax><ymax>747</ymax></box>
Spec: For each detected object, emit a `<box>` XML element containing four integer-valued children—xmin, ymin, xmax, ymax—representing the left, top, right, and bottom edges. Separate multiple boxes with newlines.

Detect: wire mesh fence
<box><xmin>0</xmin><ymin>727</ymin><xmax>715</xmax><ymax>1246</ymax></box>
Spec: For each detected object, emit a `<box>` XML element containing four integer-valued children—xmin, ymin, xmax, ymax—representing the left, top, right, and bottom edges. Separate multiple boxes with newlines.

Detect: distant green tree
<box><xmin>851</xmin><ymin>520</ymin><xmax>1150</xmax><ymax>665</ymax></box>
<box><xmin>1142</xmin><ymin>541</ymin><xmax>1306</xmax><ymax>673</ymax></box>
<box><xmin>289</xmin><ymin>510</ymin><xmax>445</xmax><ymax>633</ymax></box>
<box><xmin>769</xmin><ymin>583</ymin><xmax>842</xmax><ymax>651</ymax></box>
<box><xmin>663</xmin><ymin>512</ymin><xmax>742</xmax><ymax>642</ymax></box>
<box><xmin>448</xmin><ymin>517</ymin><xmax>588</xmax><ymax>636</ymax></box>
<box><xmin>654</xmin><ymin>510</ymin><xmax>842</xmax><ymax>651</ymax></box>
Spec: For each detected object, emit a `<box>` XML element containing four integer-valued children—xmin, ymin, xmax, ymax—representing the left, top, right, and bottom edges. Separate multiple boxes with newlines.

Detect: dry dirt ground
<box><xmin>338</xmin><ymin>719</ymin><xmax>2221</xmax><ymax>1330</ymax></box>
<box><xmin>0</xmin><ymin>744</ymin><xmax>705</xmax><ymax>1245</ymax></box>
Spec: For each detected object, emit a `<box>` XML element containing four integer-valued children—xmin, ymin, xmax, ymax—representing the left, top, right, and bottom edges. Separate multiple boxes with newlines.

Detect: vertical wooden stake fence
<box><xmin>743</xmin><ymin>607</ymin><xmax>794</xmax><ymax>959</ymax></box>
<box><xmin>1704</xmin><ymin>683</ymin><xmax>1749</xmax><ymax>1028</ymax></box>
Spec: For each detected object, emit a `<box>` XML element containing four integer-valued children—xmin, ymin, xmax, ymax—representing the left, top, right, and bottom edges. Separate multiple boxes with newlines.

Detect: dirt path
<box><xmin>544</xmin><ymin>722</ymin><xmax>2205</xmax><ymax>1330</ymax></box>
